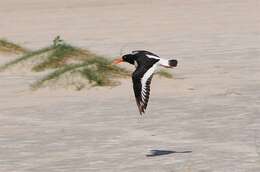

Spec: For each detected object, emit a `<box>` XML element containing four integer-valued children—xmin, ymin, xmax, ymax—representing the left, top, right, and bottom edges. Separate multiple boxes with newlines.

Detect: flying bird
<box><xmin>113</xmin><ymin>50</ymin><xmax>178</xmax><ymax>115</ymax></box>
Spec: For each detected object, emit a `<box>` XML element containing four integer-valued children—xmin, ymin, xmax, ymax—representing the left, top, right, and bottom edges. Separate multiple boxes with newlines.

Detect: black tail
<box><xmin>169</xmin><ymin>59</ymin><xmax>178</xmax><ymax>67</ymax></box>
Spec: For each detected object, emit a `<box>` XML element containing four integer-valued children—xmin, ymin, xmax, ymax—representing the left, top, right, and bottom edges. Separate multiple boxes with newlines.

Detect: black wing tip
<box><xmin>140</xmin><ymin>104</ymin><xmax>147</xmax><ymax>115</ymax></box>
<box><xmin>139</xmin><ymin>108</ymin><xmax>146</xmax><ymax>115</ymax></box>
<box><xmin>135</xmin><ymin>99</ymin><xmax>146</xmax><ymax>115</ymax></box>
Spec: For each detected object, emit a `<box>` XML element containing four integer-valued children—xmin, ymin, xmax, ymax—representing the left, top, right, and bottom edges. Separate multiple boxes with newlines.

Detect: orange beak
<box><xmin>112</xmin><ymin>57</ymin><xmax>123</xmax><ymax>64</ymax></box>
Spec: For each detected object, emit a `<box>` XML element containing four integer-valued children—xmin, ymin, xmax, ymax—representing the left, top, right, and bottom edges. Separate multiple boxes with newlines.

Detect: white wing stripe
<box><xmin>147</xmin><ymin>55</ymin><xmax>170</xmax><ymax>67</ymax></box>
<box><xmin>146</xmin><ymin>54</ymin><xmax>160</xmax><ymax>60</ymax></box>
<box><xmin>141</xmin><ymin>63</ymin><xmax>158</xmax><ymax>102</ymax></box>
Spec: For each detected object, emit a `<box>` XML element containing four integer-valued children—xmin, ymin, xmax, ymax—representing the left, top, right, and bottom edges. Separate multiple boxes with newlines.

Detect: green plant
<box><xmin>31</xmin><ymin>58</ymin><xmax>129</xmax><ymax>90</ymax></box>
<box><xmin>0</xmin><ymin>46</ymin><xmax>53</xmax><ymax>71</ymax></box>
<box><xmin>0</xmin><ymin>39</ymin><xmax>28</xmax><ymax>54</ymax></box>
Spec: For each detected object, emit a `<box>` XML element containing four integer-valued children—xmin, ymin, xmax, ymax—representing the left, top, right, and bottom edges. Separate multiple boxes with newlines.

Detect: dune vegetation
<box><xmin>0</xmin><ymin>39</ymin><xmax>28</xmax><ymax>54</ymax></box>
<box><xmin>0</xmin><ymin>36</ymin><xmax>173</xmax><ymax>90</ymax></box>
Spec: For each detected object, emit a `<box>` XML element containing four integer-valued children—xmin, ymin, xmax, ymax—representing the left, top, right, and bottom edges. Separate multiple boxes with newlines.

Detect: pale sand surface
<box><xmin>0</xmin><ymin>0</ymin><xmax>260</xmax><ymax>171</ymax></box>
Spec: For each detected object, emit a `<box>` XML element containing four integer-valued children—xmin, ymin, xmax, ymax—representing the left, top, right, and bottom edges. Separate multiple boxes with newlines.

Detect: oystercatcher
<box><xmin>113</xmin><ymin>50</ymin><xmax>178</xmax><ymax>115</ymax></box>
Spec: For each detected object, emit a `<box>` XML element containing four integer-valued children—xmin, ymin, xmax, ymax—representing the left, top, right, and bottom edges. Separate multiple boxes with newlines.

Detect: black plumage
<box><xmin>113</xmin><ymin>50</ymin><xmax>178</xmax><ymax>115</ymax></box>
<box><xmin>131</xmin><ymin>51</ymin><xmax>159</xmax><ymax>114</ymax></box>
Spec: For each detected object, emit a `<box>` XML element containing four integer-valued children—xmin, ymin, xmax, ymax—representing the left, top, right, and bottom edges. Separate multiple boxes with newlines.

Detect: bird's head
<box><xmin>112</xmin><ymin>54</ymin><xmax>135</xmax><ymax>65</ymax></box>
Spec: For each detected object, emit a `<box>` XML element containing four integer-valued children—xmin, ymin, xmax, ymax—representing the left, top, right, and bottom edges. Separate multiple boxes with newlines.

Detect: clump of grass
<box><xmin>80</xmin><ymin>57</ymin><xmax>130</xmax><ymax>86</ymax></box>
<box><xmin>31</xmin><ymin>44</ymin><xmax>91</xmax><ymax>72</ymax></box>
<box><xmin>156</xmin><ymin>69</ymin><xmax>173</xmax><ymax>78</ymax></box>
<box><xmin>0</xmin><ymin>42</ymin><xmax>90</xmax><ymax>72</ymax></box>
<box><xmin>31</xmin><ymin>57</ymin><xmax>129</xmax><ymax>90</ymax></box>
<box><xmin>31</xmin><ymin>63</ymin><xmax>85</xmax><ymax>90</ymax></box>
<box><xmin>0</xmin><ymin>39</ymin><xmax>28</xmax><ymax>54</ymax></box>
<box><xmin>0</xmin><ymin>46</ymin><xmax>54</xmax><ymax>71</ymax></box>
<box><xmin>1</xmin><ymin>36</ymin><xmax>130</xmax><ymax>90</ymax></box>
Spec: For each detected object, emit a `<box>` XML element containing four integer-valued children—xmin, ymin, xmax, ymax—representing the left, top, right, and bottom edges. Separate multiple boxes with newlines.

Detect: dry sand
<box><xmin>0</xmin><ymin>0</ymin><xmax>260</xmax><ymax>171</ymax></box>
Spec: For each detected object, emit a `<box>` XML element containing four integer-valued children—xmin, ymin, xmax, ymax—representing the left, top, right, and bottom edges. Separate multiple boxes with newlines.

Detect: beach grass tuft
<box><xmin>0</xmin><ymin>46</ymin><xmax>53</xmax><ymax>71</ymax></box>
<box><xmin>31</xmin><ymin>57</ymin><xmax>129</xmax><ymax>90</ymax></box>
<box><xmin>31</xmin><ymin>44</ymin><xmax>91</xmax><ymax>72</ymax></box>
<box><xmin>0</xmin><ymin>39</ymin><xmax>28</xmax><ymax>54</ymax></box>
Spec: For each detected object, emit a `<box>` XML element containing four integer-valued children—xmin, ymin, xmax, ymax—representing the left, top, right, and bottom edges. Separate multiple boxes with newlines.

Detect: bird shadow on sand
<box><xmin>146</xmin><ymin>149</ymin><xmax>192</xmax><ymax>157</ymax></box>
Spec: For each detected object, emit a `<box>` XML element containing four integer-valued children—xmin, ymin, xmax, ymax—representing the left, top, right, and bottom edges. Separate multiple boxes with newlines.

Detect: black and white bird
<box><xmin>113</xmin><ymin>50</ymin><xmax>178</xmax><ymax>115</ymax></box>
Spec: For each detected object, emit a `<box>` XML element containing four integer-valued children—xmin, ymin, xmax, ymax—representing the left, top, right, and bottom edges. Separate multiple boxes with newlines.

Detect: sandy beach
<box><xmin>0</xmin><ymin>0</ymin><xmax>260</xmax><ymax>171</ymax></box>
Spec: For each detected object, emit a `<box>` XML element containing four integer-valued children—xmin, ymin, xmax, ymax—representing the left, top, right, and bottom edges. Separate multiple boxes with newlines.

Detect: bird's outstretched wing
<box><xmin>132</xmin><ymin>64</ymin><xmax>157</xmax><ymax>115</ymax></box>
